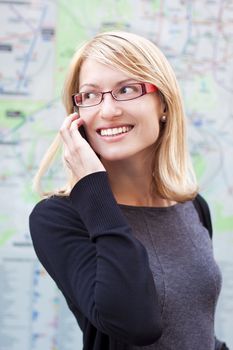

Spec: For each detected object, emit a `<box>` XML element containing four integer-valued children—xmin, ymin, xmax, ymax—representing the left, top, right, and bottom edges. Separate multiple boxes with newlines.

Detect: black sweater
<box><xmin>29</xmin><ymin>172</ymin><xmax>162</xmax><ymax>349</ymax></box>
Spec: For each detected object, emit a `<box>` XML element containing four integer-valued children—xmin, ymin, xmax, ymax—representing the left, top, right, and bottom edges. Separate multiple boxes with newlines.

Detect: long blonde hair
<box><xmin>33</xmin><ymin>31</ymin><xmax>198</xmax><ymax>201</ymax></box>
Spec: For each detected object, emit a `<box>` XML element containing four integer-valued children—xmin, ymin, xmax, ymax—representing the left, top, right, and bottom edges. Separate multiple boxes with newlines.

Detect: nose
<box><xmin>99</xmin><ymin>93</ymin><xmax>123</xmax><ymax>119</ymax></box>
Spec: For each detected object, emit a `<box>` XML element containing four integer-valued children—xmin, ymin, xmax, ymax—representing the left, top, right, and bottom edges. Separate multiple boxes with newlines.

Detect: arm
<box><xmin>194</xmin><ymin>196</ymin><xmax>230</xmax><ymax>350</ymax></box>
<box><xmin>215</xmin><ymin>337</ymin><xmax>230</xmax><ymax>350</ymax></box>
<box><xmin>29</xmin><ymin>172</ymin><xmax>162</xmax><ymax>346</ymax></box>
<box><xmin>193</xmin><ymin>194</ymin><xmax>213</xmax><ymax>239</ymax></box>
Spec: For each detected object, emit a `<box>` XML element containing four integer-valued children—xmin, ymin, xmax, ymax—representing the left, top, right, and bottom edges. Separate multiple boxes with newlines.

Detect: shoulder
<box><xmin>192</xmin><ymin>193</ymin><xmax>211</xmax><ymax>218</ymax></box>
<box><xmin>29</xmin><ymin>195</ymin><xmax>84</xmax><ymax>236</ymax></box>
<box><xmin>192</xmin><ymin>194</ymin><xmax>213</xmax><ymax>239</ymax></box>
<box><xmin>30</xmin><ymin>195</ymin><xmax>72</xmax><ymax>216</ymax></box>
<box><xmin>30</xmin><ymin>195</ymin><xmax>72</xmax><ymax>220</ymax></box>
<box><xmin>194</xmin><ymin>193</ymin><xmax>210</xmax><ymax>208</ymax></box>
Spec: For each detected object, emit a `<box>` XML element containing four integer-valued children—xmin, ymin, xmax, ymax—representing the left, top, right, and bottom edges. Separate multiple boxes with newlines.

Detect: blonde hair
<box><xmin>33</xmin><ymin>31</ymin><xmax>198</xmax><ymax>201</ymax></box>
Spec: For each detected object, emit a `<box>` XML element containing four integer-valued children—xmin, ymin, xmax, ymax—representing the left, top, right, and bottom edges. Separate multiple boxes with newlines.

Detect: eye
<box><xmin>82</xmin><ymin>92</ymin><xmax>98</xmax><ymax>100</ymax></box>
<box><xmin>118</xmin><ymin>85</ymin><xmax>138</xmax><ymax>95</ymax></box>
<box><xmin>114</xmin><ymin>84</ymin><xmax>142</xmax><ymax>100</ymax></box>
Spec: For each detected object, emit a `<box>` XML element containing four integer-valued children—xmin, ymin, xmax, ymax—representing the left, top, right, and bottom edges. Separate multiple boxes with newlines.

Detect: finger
<box><xmin>63</xmin><ymin>119</ymin><xmax>86</xmax><ymax>158</ymax></box>
<box><xmin>60</xmin><ymin>112</ymin><xmax>79</xmax><ymax>132</ymax></box>
<box><xmin>60</xmin><ymin>112</ymin><xmax>79</xmax><ymax>148</ymax></box>
<box><xmin>63</xmin><ymin>144</ymin><xmax>70</xmax><ymax>166</ymax></box>
<box><xmin>70</xmin><ymin>120</ymin><xmax>88</xmax><ymax>149</ymax></box>
<box><xmin>70</xmin><ymin>118</ymin><xmax>84</xmax><ymax>137</ymax></box>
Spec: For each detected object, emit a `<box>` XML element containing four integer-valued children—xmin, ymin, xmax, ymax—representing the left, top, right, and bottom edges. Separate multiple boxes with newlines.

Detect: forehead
<box><xmin>79</xmin><ymin>58</ymin><xmax>132</xmax><ymax>88</ymax></box>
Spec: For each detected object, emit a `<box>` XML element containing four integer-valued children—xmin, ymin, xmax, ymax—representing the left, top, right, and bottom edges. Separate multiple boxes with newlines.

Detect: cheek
<box><xmin>148</xmin><ymin>125</ymin><xmax>160</xmax><ymax>144</ymax></box>
<box><xmin>142</xmin><ymin>111</ymin><xmax>160</xmax><ymax>141</ymax></box>
<box><xmin>82</xmin><ymin>122</ymin><xmax>101</xmax><ymax>151</ymax></box>
<box><xmin>144</xmin><ymin>120</ymin><xmax>161</xmax><ymax>148</ymax></box>
<box><xmin>83</xmin><ymin>128</ymin><xmax>96</xmax><ymax>148</ymax></box>
<box><xmin>136</xmin><ymin>98</ymin><xmax>160</xmax><ymax>124</ymax></box>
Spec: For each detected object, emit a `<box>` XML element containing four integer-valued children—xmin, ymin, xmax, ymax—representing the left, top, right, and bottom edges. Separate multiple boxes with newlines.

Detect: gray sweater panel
<box><xmin>120</xmin><ymin>201</ymin><xmax>222</xmax><ymax>350</ymax></box>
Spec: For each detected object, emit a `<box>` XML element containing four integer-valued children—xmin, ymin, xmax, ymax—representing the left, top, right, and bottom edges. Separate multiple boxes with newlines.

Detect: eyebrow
<box><xmin>79</xmin><ymin>78</ymin><xmax>138</xmax><ymax>91</ymax></box>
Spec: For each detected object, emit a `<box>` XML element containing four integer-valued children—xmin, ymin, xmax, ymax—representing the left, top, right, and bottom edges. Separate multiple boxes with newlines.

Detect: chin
<box><xmin>99</xmin><ymin>149</ymin><xmax>140</xmax><ymax>162</ymax></box>
<box><xmin>92</xmin><ymin>143</ymin><xmax>155</xmax><ymax>162</ymax></box>
<box><xmin>99</xmin><ymin>153</ymin><xmax>126</xmax><ymax>162</ymax></box>
<box><xmin>91</xmin><ymin>144</ymin><xmax>125</xmax><ymax>161</ymax></box>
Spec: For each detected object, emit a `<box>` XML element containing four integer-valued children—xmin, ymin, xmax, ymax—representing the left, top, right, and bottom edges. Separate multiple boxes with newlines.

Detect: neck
<box><xmin>101</xmin><ymin>155</ymin><xmax>175</xmax><ymax>207</ymax></box>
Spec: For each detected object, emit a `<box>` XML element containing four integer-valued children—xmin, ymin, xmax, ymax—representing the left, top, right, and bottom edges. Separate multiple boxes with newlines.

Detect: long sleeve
<box><xmin>29</xmin><ymin>172</ymin><xmax>162</xmax><ymax>346</ymax></box>
<box><xmin>215</xmin><ymin>337</ymin><xmax>230</xmax><ymax>350</ymax></box>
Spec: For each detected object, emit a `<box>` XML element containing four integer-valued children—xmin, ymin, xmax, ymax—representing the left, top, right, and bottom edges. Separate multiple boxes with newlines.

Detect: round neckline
<box><xmin>118</xmin><ymin>201</ymin><xmax>184</xmax><ymax>211</ymax></box>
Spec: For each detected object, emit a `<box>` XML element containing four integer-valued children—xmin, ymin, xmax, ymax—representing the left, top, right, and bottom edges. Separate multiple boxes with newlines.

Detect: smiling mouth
<box><xmin>97</xmin><ymin>125</ymin><xmax>134</xmax><ymax>137</ymax></box>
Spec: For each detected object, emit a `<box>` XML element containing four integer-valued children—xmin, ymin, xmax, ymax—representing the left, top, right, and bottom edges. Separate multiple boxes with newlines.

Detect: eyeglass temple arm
<box><xmin>145</xmin><ymin>83</ymin><xmax>158</xmax><ymax>93</ymax></box>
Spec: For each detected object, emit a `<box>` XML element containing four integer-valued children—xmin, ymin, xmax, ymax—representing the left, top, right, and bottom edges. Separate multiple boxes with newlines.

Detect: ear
<box><xmin>157</xmin><ymin>90</ymin><xmax>167</xmax><ymax>115</ymax></box>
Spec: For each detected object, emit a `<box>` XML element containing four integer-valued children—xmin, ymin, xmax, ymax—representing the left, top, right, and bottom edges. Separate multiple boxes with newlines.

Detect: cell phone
<box><xmin>79</xmin><ymin>124</ymin><xmax>88</xmax><ymax>140</ymax></box>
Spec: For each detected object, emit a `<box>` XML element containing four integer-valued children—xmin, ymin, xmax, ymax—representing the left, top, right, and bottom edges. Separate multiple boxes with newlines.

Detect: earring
<box><xmin>160</xmin><ymin>115</ymin><xmax>167</xmax><ymax>123</ymax></box>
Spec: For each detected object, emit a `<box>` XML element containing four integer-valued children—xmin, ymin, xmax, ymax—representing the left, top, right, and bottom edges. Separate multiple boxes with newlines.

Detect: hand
<box><xmin>60</xmin><ymin>113</ymin><xmax>105</xmax><ymax>183</ymax></box>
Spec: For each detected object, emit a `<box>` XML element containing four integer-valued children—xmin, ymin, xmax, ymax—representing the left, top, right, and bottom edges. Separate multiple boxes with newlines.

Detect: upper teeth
<box><xmin>100</xmin><ymin>126</ymin><xmax>132</xmax><ymax>136</ymax></box>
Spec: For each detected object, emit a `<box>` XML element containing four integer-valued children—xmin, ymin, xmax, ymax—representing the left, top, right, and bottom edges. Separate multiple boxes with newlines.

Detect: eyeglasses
<box><xmin>72</xmin><ymin>82</ymin><xmax>158</xmax><ymax>108</ymax></box>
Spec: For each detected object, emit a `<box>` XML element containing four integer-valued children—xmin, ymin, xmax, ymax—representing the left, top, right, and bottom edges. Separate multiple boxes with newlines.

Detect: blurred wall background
<box><xmin>0</xmin><ymin>1</ymin><xmax>232</xmax><ymax>349</ymax></box>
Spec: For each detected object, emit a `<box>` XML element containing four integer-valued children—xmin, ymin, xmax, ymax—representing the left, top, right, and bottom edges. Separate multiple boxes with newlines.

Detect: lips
<box><xmin>97</xmin><ymin>125</ymin><xmax>134</xmax><ymax>137</ymax></box>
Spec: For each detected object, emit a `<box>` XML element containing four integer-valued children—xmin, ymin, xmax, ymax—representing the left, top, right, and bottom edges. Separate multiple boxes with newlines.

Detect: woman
<box><xmin>29</xmin><ymin>31</ymin><xmax>228</xmax><ymax>350</ymax></box>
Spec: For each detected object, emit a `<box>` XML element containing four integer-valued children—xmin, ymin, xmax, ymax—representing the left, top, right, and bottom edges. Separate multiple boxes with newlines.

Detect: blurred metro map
<box><xmin>0</xmin><ymin>0</ymin><xmax>233</xmax><ymax>349</ymax></box>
